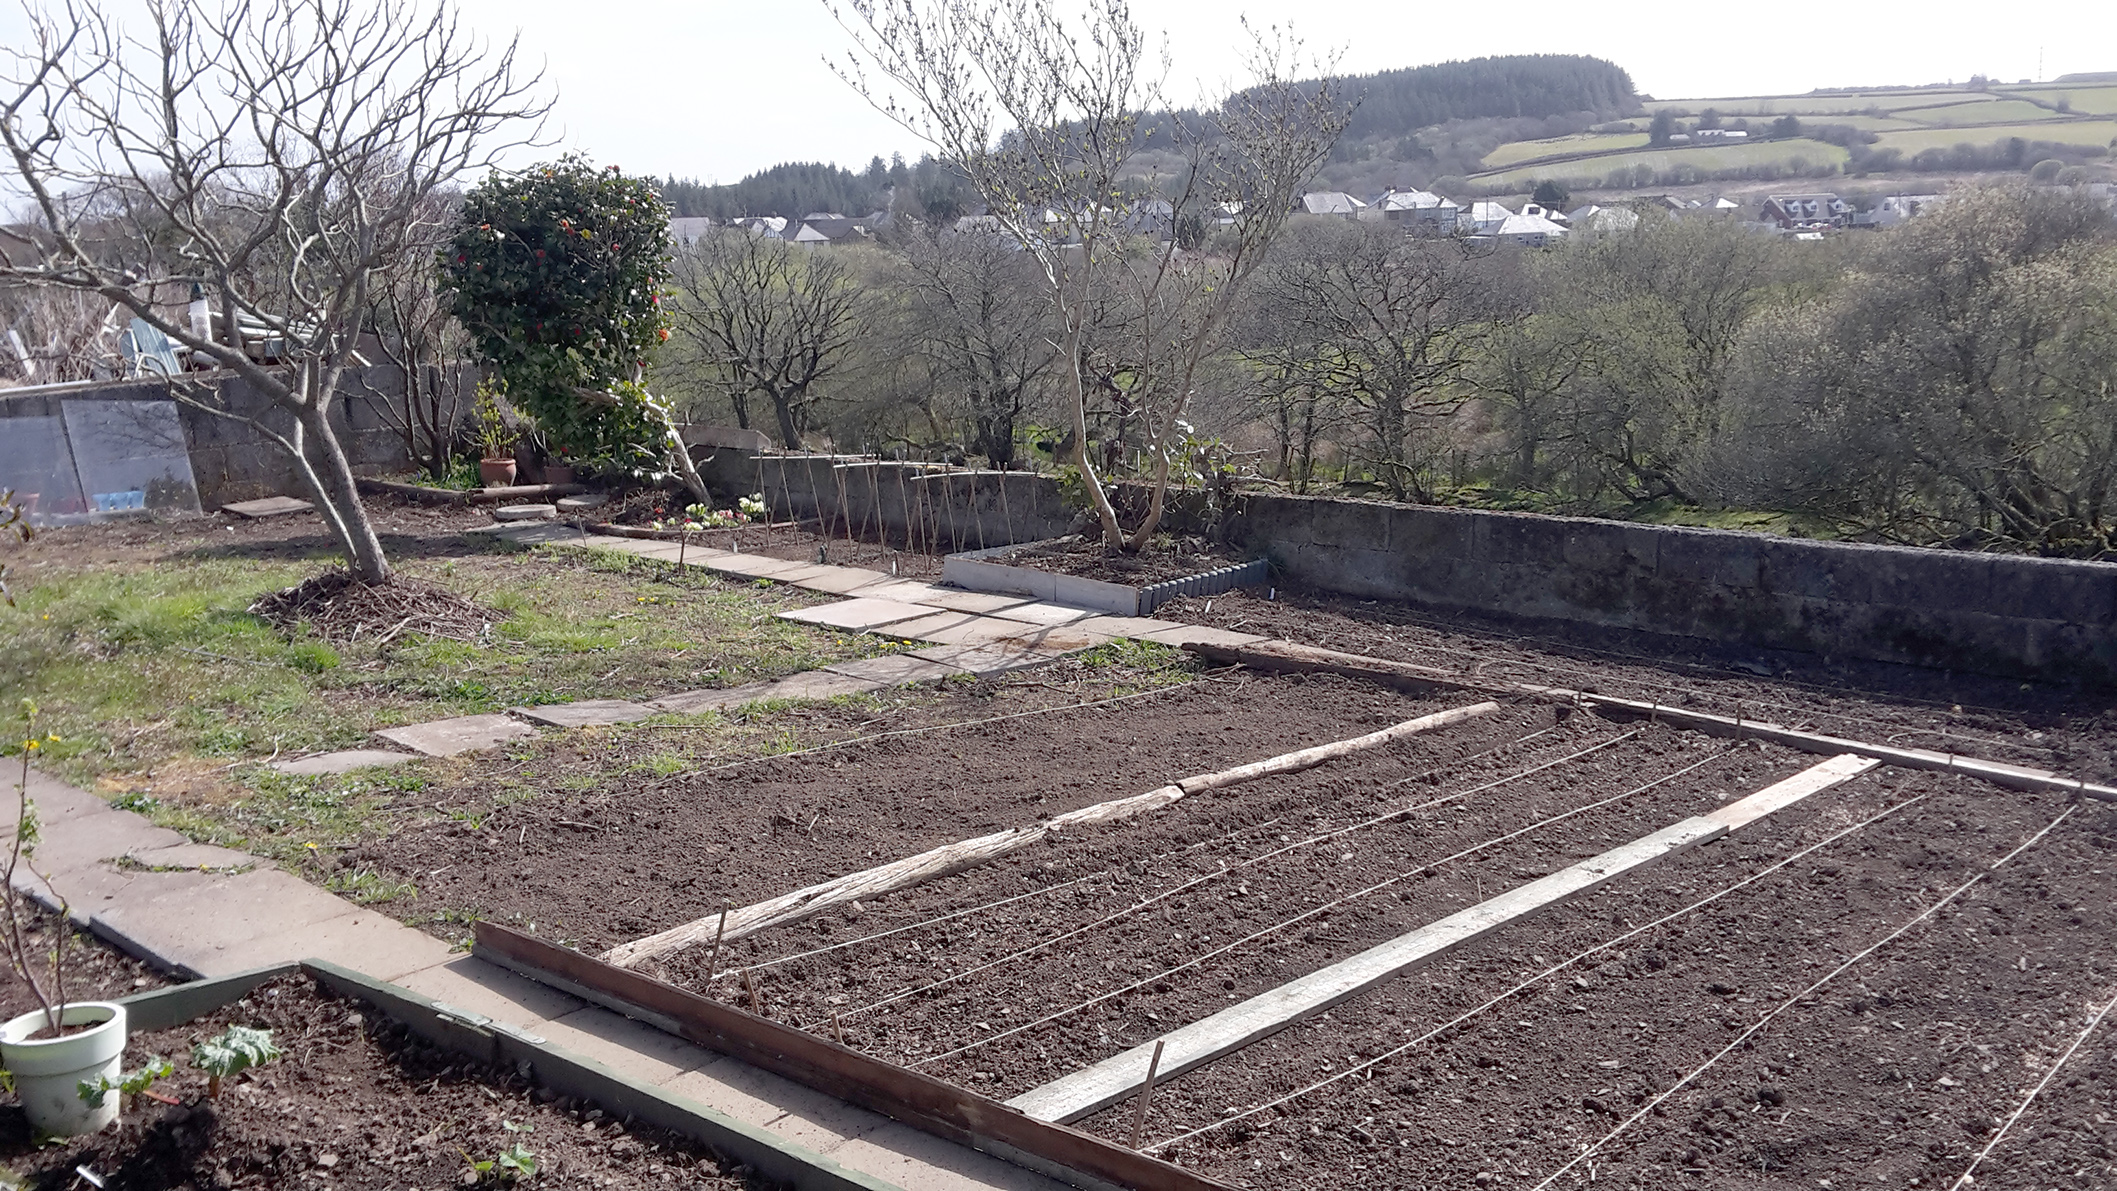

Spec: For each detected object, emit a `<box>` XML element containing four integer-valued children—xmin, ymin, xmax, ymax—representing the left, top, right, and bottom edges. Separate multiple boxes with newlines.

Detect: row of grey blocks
<box><xmin>1137</xmin><ymin>558</ymin><xmax>1270</xmax><ymax>615</ymax></box>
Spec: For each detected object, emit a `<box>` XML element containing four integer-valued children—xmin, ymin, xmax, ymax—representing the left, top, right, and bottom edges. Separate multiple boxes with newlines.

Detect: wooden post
<box><xmin>1129</xmin><ymin>1039</ymin><xmax>1166</xmax><ymax>1150</ymax></box>
<box><xmin>832</xmin><ymin>1009</ymin><xmax>847</xmax><ymax>1046</ymax></box>
<box><xmin>743</xmin><ymin>969</ymin><xmax>764</xmax><ymax>1014</ymax></box>
<box><xmin>703</xmin><ymin>899</ymin><xmax>731</xmax><ymax>983</ymax></box>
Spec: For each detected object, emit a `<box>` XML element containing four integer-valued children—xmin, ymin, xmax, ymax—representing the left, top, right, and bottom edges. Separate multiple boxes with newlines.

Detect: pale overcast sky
<box><xmin>4</xmin><ymin>1</ymin><xmax>2115</xmax><ymax>183</ymax></box>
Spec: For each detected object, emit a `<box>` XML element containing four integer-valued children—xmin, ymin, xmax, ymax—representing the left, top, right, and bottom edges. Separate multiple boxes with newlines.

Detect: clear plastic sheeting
<box><xmin>0</xmin><ymin>399</ymin><xmax>201</xmax><ymax>525</ymax></box>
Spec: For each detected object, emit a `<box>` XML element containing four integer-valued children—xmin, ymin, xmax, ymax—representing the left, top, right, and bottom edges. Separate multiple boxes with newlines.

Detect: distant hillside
<box><xmin>1333</xmin><ymin>55</ymin><xmax>1637</xmax><ymax>141</ymax></box>
<box><xmin>659</xmin><ymin>160</ymin><xmax>893</xmax><ymax>220</ymax></box>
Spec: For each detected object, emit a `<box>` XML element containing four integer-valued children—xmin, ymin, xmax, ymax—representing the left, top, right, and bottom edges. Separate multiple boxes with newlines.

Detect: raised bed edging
<box><xmin>942</xmin><ymin>539</ymin><xmax>1267</xmax><ymax>616</ymax></box>
<box><xmin>112</xmin><ymin>961</ymin><xmax>901</xmax><ymax>1191</ymax></box>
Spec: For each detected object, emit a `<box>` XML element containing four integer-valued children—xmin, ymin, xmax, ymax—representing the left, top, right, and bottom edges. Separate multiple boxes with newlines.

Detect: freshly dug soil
<box><xmin>1001</xmin><ymin>534</ymin><xmax>1250</xmax><ymax>586</ymax></box>
<box><xmin>248</xmin><ymin>568</ymin><xmax>499</xmax><ymax>643</ymax></box>
<box><xmin>0</xmin><ymin>973</ymin><xmax>759</xmax><ymax>1190</ymax></box>
<box><xmin>353</xmin><ymin>670</ymin><xmax>1472</xmax><ymax>954</ymax></box>
<box><xmin>0</xmin><ymin>911</ymin><xmax>168</xmax><ymax>1023</ymax></box>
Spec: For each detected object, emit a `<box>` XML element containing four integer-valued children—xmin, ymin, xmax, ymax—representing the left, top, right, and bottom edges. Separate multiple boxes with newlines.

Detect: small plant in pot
<box><xmin>0</xmin><ymin>698</ymin><xmax>130</xmax><ymax>1137</ymax></box>
<box><xmin>474</xmin><ymin>381</ymin><xmax>520</xmax><ymax>488</ymax></box>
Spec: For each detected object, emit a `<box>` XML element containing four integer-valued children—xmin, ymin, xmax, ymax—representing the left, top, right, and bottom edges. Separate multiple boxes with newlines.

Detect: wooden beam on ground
<box><xmin>603</xmin><ymin>703</ymin><xmax>1501</xmax><ymax>969</ymax></box>
<box><xmin>475</xmin><ymin>923</ymin><xmax>1234</xmax><ymax>1191</ymax></box>
<box><xmin>1008</xmin><ymin>754</ymin><xmax>1878</xmax><ymax>1124</ymax></box>
<box><xmin>1183</xmin><ymin>639</ymin><xmax>2117</xmax><ymax>804</ymax></box>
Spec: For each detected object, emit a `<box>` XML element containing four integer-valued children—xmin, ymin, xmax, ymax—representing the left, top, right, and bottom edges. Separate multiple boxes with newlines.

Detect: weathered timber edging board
<box><xmin>476</xmin><ymin>923</ymin><xmax>1233</xmax><ymax>1191</ymax></box>
<box><xmin>1183</xmin><ymin>639</ymin><xmax>2117</xmax><ymax>803</ymax></box>
<box><xmin>1009</xmin><ymin>754</ymin><xmax>1880</xmax><ymax>1123</ymax></box>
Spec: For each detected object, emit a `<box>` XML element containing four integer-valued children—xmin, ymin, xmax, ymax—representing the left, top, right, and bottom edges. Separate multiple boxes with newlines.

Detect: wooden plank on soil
<box><xmin>602</xmin><ymin>704</ymin><xmax>1501</xmax><ymax>969</ymax></box>
<box><xmin>1009</xmin><ymin>752</ymin><xmax>1878</xmax><ymax>1124</ymax></box>
<box><xmin>1182</xmin><ymin>638</ymin><xmax>2117</xmax><ymax>803</ymax></box>
<box><xmin>475</xmin><ymin>922</ymin><xmax>1237</xmax><ymax>1191</ymax></box>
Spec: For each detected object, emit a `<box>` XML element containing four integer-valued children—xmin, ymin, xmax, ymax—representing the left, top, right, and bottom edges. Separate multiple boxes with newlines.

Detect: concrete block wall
<box><xmin>1223</xmin><ymin>493</ymin><xmax>2117</xmax><ymax>686</ymax></box>
<box><xmin>697</xmin><ymin>449</ymin><xmax>1074</xmax><ymax>550</ymax></box>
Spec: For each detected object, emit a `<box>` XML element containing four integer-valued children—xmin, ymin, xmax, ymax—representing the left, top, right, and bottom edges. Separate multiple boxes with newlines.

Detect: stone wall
<box><xmin>697</xmin><ymin>449</ymin><xmax>1075</xmax><ymax>550</ymax></box>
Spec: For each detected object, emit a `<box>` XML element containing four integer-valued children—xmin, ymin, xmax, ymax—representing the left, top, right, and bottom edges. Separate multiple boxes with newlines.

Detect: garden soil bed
<box><xmin>0</xmin><ymin>972</ymin><xmax>759</xmax><ymax>1190</ymax></box>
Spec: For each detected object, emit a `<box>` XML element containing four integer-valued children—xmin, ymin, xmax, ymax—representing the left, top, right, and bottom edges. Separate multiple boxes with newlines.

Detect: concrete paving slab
<box><xmin>779</xmin><ymin>597</ymin><xmax>935</xmax><ymax>631</ymax></box>
<box><xmin>755</xmin><ymin>563</ymin><xmax>845</xmax><ymax>587</ymax></box>
<box><xmin>535</xmin><ymin>1005</ymin><xmax>719</xmax><ymax>1085</ymax></box>
<box><xmin>756</xmin><ymin>671</ymin><xmax>887</xmax><ymax>702</ymax></box>
<box><xmin>872</xmin><ymin>612</ymin><xmax>1032</xmax><ymax>647</ymax></box>
<box><xmin>1065</xmin><ymin>614</ymin><xmax>1186</xmax><ymax>639</ymax></box>
<box><xmin>493</xmin><ymin>503</ymin><xmax>559</xmax><ymax>521</ymax></box>
<box><xmin>121</xmin><ymin>843</ymin><xmax>259</xmax><ymax>872</ymax></box>
<box><xmin>823</xmin><ymin>1121</ymin><xmax>1072</xmax><ymax>1191</ymax></box>
<box><xmin>587</xmin><ymin>536</ymin><xmax>685</xmax><ymax>558</ymax></box>
<box><xmin>906</xmin><ymin>644</ymin><xmax>1058</xmax><ymax>677</ymax></box>
<box><xmin>489</xmin><ymin>523</ymin><xmax>590</xmax><ymax>546</ymax></box>
<box><xmin>660</xmin><ymin>1058</ymin><xmax>884</xmax><ymax>1154</ymax></box>
<box><xmin>271</xmin><ymin>748</ymin><xmax>421</xmax><ymax>776</ymax></box>
<box><xmin>1136</xmin><ymin>623</ymin><xmax>1272</xmax><ymax>649</ymax></box>
<box><xmin>844</xmin><ymin>580</ymin><xmax>949</xmax><ymax>605</ymax></box>
<box><xmin>221</xmin><ymin>495</ymin><xmax>314</xmax><ymax>518</ymax></box>
<box><xmin>26</xmin><ymin>809</ymin><xmax>189</xmax><ymax>877</ymax></box>
<box><xmin>22</xmin><ymin>863</ymin><xmax>175</xmax><ymax>927</ymax></box>
<box><xmin>982</xmin><ymin>602</ymin><xmax>1098</xmax><ymax>627</ymax></box>
<box><xmin>702</xmin><ymin>554</ymin><xmax>811</xmax><ymax>580</ymax></box>
<box><xmin>91</xmin><ymin>868</ymin><xmax>357</xmax><ymax>977</ymax></box>
<box><xmin>901</xmin><ymin>588</ymin><xmax>1037</xmax><ymax>615</ymax></box>
<box><xmin>821</xmin><ymin>654</ymin><xmax>964</xmax><ymax>686</ymax></box>
<box><xmin>514</xmin><ymin>699</ymin><xmax>658</xmax><ymax>728</ymax></box>
<box><xmin>392</xmin><ymin>955</ymin><xmax>585</xmax><ymax>1035</ymax></box>
<box><xmin>646</xmin><ymin>683</ymin><xmax>776</xmax><ymax>716</ymax></box>
<box><xmin>788</xmin><ymin>566</ymin><xmax>902</xmax><ymax>595</ymax></box>
<box><xmin>979</xmin><ymin>622</ymin><xmax>1112</xmax><ymax>653</ymax></box>
<box><xmin>2</xmin><ymin>769</ymin><xmax>112</xmax><ymax>829</ymax></box>
<box><xmin>375</xmin><ymin>713</ymin><xmax>537</xmax><ymax>757</ymax></box>
<box><xmin>201</xmin><ymin>905</ymin><xmax>457</xmax><ymax>982</ymax></box>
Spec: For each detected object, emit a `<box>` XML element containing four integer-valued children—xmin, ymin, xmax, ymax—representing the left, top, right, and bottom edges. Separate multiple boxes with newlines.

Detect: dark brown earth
<box><xmin>1004</xmin><ymin>534</ymin><xmax>1249</xmax><ymax>585</ymax></box>
<box><xmin>0</xmin><ymin>973</ymin><xmax>760</xmax><ymax>1190</ymax></box>
<box><xmin>0</xmin><ymin>912</ymin><xmax>168</xmax><ymax>1023</ymax></box>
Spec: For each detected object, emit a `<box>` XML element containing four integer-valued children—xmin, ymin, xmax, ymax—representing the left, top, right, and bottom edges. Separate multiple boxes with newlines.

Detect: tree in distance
<box><xmin>0</xmin><ymin>0</ymin><xmax>547</xmax><ymax>584</ymax></box>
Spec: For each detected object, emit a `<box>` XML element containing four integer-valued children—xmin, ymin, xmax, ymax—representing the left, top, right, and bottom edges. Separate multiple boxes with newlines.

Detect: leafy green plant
<box><xmin>78</xmin><ymin>1056</ymin><xmax>174</xmax><ymax>1110</ymax></box>
<box><xmin>0</xmin><ymin>486</ymin><xmax>32</xmax><ymax>606</ymax></box>
<box><xmin>462</xmin><ymin>1132</ymin><xmax>539</xmax><ymax>1185</ymax></box>
<box><xmin>3</xmin><ymin>698</ymin><xmax>75</xmax><ymax>1040</ymax></box>
<box><xmin>473</xmin><ymin>380</ymin><xmax>519</xmax><ymax>460</ymax></box>
<box><xmin>191</xmin><ymin>1025</ymin><xmax>281</xmax><ymax>1098</ymax></box>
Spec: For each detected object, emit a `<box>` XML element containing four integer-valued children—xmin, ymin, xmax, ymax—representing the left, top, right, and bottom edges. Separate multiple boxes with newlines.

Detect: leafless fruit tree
<box><xmin>834</xmin><ymin>0</ymin><xmax>1350</xmax><ymax>548</ymax></box>
<box><xmin>0</xmin><ymin>0</ymin><xmax>547</xmax><ymax>583</ymax></box>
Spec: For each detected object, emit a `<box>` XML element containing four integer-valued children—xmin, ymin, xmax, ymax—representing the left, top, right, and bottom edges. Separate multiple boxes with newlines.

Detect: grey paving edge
<box><xmin>302</xmin><ymin>960</ymin><xmax>904</xmax><ymax>1191</ymax></box>
<box><xmin>116</xmin><ymin>963</ymin><xmax>297</xmax><ymax>1033</ymax></box>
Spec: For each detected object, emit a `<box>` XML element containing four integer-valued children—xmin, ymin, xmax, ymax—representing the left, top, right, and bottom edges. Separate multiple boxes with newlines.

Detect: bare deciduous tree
<box><xmin>891</xmin><ymin>220</ymin><xmax>1056</xmax><ymax>466</ymax></box>
<box><xmin>666</xmin><ymin>229</ymin><xmax>874</xmax><ymax>450</ymax></box>
<box><xmin>0</xmin><ymin>0</ymin><xmax>546</xmax><ymax>583</ymax></box>
<box><xmin>835</xmin><ymin>0</ymin><xmax>1350</xmax><ymax>548</ymax></box>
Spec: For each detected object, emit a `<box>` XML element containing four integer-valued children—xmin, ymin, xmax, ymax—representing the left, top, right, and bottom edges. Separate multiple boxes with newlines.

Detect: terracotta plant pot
<box><xmin>479</xmin><ymin>457</ymin><xmax>518</xmax><ymax>487</ymax></box>
<box><xmin>541</xmin><ymin>462</ymin><xmax>575</xmax><ymax>486</ymax></box>
<box><xmin>0</xmin><ymin>1002</ymin><xmax>128</xmax><ymax>1136</ymax></box>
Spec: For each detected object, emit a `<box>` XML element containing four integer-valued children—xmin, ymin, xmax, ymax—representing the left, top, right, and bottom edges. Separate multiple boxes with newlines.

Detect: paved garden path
<box><xmin>7</xmin><ymin>521</ymin><xmax>1269</xmax><ymax>1190</ymax></box>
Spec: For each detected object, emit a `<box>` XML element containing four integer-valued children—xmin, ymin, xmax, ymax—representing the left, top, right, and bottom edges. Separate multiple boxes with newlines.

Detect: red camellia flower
<box><xmin>657</xmin><ymin>327</ymin><xmax>670</xmax><ymax>342</ymax></box>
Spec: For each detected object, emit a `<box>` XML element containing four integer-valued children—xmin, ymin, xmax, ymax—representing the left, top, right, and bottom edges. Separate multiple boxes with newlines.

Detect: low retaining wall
<box><xmin>1223</xmin><ymin>492</ymin><xmax>2117</xmax><ymax>686</ymax></box>
<box><xmin>653</xmin><ymin>446</ymin><xmax>2117</xmax><ymax>687</ymax></box>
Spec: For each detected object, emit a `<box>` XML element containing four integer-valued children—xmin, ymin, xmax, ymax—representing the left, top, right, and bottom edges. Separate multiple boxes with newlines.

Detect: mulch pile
<box><xmin>1007</xmin><ymin>533</ymin><xmax>1248</xmax><ymax>585</ymax></box>
<box><xmin>248</xmin><ymin>569</ymin><xmax>496</xmax><ymax>644</ymax></box>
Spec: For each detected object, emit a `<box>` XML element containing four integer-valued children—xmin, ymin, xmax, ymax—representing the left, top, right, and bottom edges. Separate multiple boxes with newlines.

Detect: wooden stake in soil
<box><xmin>1129</xmin><ymin>1039</ymin><xmax>1166</xmax><ymax>1149</ymax></box>
<box><xmin>832</xmin><ymin>1009</ymin><xmax>847</xmax><ymax>1046</ymax></box>
<box><xmin>702</xmin><ymin>899</ymin><xmax>731</xmax><ymax>982</ymax></box>
<box><xmin>743</xmin><ymin>969</ymin><xmax>763</xmax><ymax>1014</ymax></box>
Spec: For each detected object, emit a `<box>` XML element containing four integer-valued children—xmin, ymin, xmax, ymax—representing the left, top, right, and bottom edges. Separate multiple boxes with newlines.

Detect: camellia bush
<box><xmin>441</xmin><ymin>155</ymin><xmax>707</xmax><ymax>497</ymax></box>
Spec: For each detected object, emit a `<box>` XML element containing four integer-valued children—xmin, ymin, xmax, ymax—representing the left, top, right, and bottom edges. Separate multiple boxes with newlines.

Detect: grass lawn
<box><xmin>1480</xmin><ymin>132</ymin><xmax>1648</xmax><ymax>170</ymax></box>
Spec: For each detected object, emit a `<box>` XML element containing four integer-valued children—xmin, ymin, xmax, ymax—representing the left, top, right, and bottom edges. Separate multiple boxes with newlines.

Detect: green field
<box><xmin>1476</xmin><ymin>138</ymin><xmax>1851</xmax><ymax>188</ymax></box>
<box><xmin>1641</xmin><ymin>89</ymin><xmax>1986</xmax><ymax>116</ymax></box>
<box><xmin>2038</xmin><ymin>85</ymin><xmax>2117</xmax><ymax>114</ymax></box>
<box><xmin>1895</xmin><ymin>98</ymin><xmax>2063</xmax><ymax>125</ymax></box>
<box><xmin>1481</xmin><ymin>131</ymin><xmax>1649</xmax><ymax>169</ymax></box>
<box><xmin>1874</xmin><ymin>119</ymin><xmax>2117</xmax><ymax>154</ymax></box>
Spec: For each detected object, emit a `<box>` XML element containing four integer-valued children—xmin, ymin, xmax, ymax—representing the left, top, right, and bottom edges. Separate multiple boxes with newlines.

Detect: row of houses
<box><xmin>1296</xmin><ymin>186</ymin><xmax>1968</xmax><ymax>244</ymax></box>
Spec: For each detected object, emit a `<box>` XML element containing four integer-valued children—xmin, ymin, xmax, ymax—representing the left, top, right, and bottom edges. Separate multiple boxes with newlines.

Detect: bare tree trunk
<box><xmin>297</xmin><ymin>400</ymin><xmax>393</xmax><ymax>585</ymax></box>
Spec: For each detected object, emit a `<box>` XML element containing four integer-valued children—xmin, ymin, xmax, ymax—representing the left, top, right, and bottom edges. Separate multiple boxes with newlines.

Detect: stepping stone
<box><xmin>789</xmin><ymin>566</ymin><xmax>902</xmax><ymax>595</ymax></box>
<box><xmin>908</xmin><ymin>643</ymin><xmax>1058</xmax><ymax>677</ymax></box>
<box><xmin>778</xmin><ymin>597</ymin><xmax>934</xmax><ymax>631</ymax></box>
<box><xmin>984</xmin><ymin>601</ymin><xmax>1098</xmax><ymax>626</ymax></box>
<box><xmin>899</xmin><ymin>587</ymin><xmax>1035</xmax><ymax>615</ymax></box>
<box><xmin>1137</xmin><ymin>623</ymin><xmax>1272</xmax><ymax>649</ymax></box>
<box><xmin>492</xmin><ymin>503</ymin><xmax>558</xmax><ymax>521</ymax></box>
<box><xmin>878</xmin><ymin>611</ymin><xmax>1045</xmax><ymax>648</ymax></box>
<box><xmin>482</xmin><ymin>523</ymin><xmax>585</xmax><ymax>546</ymax></box>
<box><xmin>555</xmin><ymin>493</ymin><xmax>608</xmax><ymax>511</ymax></box>
<box><xmin>375</xmin><ymin>713</ymin><xmax>536</xmax><ymax>757</ymax></box>
<box><xmin>91</xmin><ymin>868</ymin><xmax>359</xmax><ymax>978</ymax></box>
<box><xmin>23</xmin><ymin>808</ymin><xmax>188</xmax><ymax>878</ymax></box>
<box><xmin>822</xmin><ymin>653</ymin><xmax>964</xmax><ymax>686</ymax></box>
<box><xmin>755</xmin><ymin>670</ymin><xmax>886</xmax><ymax>702</ymax></box>
<box><xmin>271</xmin><ymin>748</ymin><xmax>420</xmax><ymax>776</ymax></box>
<box><xmin>221</xmin><ymin>495</ymin><xmax>313</xmax><ymax>519</ymax></box>
<box><xmin>514</xmin><ymin>699</ymin><xmax>657</xmax><ymax>728</ymax></box>
<box><xmin>1068</xmin><ymin>614</ymin><xmax>1188</xmax><ymax>639</ymax></box>
<box><xmin>703</xmin><ymin>554</ymin><xmax>812</xmax><ymax>580</ymax></box>
<box><xmin>647</xmin><ymin>683</ymin><xmax>776</xmax><ymax>716</ymax></box>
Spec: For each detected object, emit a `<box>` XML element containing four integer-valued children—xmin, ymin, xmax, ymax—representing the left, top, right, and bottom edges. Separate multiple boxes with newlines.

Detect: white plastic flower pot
<box><xmin>0</xmin><ymin>1001</ymin><xmax>127</xmax><ymax>1136</ymax></box>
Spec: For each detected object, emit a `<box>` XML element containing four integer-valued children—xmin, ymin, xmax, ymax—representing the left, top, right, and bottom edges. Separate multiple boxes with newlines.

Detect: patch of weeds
<box><xmin>325</xmin><ymin>867</ymin><xmax>419</xmax><ymax>905</ymax></box>
<box><xmin>634</xmin><ymin>752</ymin><xmax>686</xmax><ymax>777</ymax></box>
<box><xmin>285</xmin><ymin>639</ymin><xmax>341</xmax><ymax>673</ymax></box>
<box><xmin>1076</xmin><ymin>638</ymin><xmax>1186</xmax><ymax>674</ymax></box>
<box><xmin>110</xmin><ymin>789</ymin><xmax>161</xmax><ymax>813</ymax></box>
